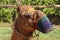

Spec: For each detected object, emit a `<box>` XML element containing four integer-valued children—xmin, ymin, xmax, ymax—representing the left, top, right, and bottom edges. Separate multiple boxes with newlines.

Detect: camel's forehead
<box><xmin>21</xmin><ymin>5</ymin><xmax>35</xmax><ymax>15</ymax></box>
<box><xmin>21</xmin><ymin>6</ymin><xmax>34</xmax><ymax>11</ymax></box>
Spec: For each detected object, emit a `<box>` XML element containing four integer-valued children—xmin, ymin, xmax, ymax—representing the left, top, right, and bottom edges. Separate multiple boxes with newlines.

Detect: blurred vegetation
<box><xmin>0</xmin><ymin>0</ymin><xmax>60</xmax><ymax>24</ymax></box>
<box><xmin>0</xmin><ymin>0</ymin><xmax>17</xmax><ymax>23</ymax></box>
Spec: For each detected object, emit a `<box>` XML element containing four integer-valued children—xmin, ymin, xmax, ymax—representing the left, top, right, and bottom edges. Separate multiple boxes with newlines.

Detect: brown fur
<box><xmin>11</xmin><ymin>5</ymin><xmax>37</xmax><ymax>40</ymax></box>
<box><xmin>11</xmin><ymin>5</ymin><xmax>52</xmax><ymax>40</ymax></box>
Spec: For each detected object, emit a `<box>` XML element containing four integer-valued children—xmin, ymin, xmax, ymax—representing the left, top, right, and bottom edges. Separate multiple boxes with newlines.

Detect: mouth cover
<box><xmin>37</xmin><ymin>16</ymin><xmax>53</xmax><ymax>33</ymax></box>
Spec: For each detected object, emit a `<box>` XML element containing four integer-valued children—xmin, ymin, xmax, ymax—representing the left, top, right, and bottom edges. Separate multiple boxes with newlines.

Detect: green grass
<box><xmin>0</xmin><ymin>27</ymin><xmax>12</xmax><ymax>40</ymax></box>
<box><xmin>38</xmin><ymin>29</ymin><xmax>60</xmax><ymax>40</ymax></box>
<box><xmin>0</xmin><ymin>27</ymin><xmax>60</xmax><ymax>40</ymax></box>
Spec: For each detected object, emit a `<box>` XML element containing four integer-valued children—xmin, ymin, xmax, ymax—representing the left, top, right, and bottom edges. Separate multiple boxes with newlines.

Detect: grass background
<box><xmin>0</xmin><ymin>26</ymin><xmax>60</xmax><ymax>40</ymax></box>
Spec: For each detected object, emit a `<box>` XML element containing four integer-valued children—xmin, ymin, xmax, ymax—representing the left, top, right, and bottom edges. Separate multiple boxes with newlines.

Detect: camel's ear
<box><xmin>17</xmin><ymin>5</ymin><xmax>21</xmax><ymax>15</ymax></box>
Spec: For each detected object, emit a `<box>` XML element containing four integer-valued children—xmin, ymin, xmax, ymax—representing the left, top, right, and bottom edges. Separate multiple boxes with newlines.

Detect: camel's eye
<box><xmin>24</xmin><ymin>13</ymin><xmax>31</xmax><ymax>19</ymax></box>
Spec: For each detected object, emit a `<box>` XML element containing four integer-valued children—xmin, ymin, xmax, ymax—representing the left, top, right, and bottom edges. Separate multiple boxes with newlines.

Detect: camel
<box><xmin>11</xmin><ymin>5</ymin><xmax>53</xmax><ymax>40</ymax></box>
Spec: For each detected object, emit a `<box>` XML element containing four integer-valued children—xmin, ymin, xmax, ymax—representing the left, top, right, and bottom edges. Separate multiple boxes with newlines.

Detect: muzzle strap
<box><xmin>33</xmin><ymin>10</ymin><xmax>40</xmax><ymax>40</ymax></box>
<box><xmin>33</xmin><ymin>10</ymin><xmax>39</xmax><ymax>29</ymax></box>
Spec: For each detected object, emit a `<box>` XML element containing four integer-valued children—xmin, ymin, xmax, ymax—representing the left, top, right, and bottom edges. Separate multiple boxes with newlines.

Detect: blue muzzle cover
<box><xmin>37</xmin><ymin>16</ymin><xmax>53</xmax><ymax>33</ymax></box>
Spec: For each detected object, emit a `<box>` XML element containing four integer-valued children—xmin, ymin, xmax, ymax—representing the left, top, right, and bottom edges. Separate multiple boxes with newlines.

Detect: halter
<box><xmin>14</xmin><ymin>10</ymin><xmax>40</xmax><ymax>40</ymax></box>
<box><xmin>33</xmin><ymin>10</ymin><xmax>40</xmax><ymax>40</ymax></box>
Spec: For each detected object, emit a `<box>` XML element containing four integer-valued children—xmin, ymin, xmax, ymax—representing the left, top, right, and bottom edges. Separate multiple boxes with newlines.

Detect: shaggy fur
<box><xmin>11</xmin><ymin>5</ymin><xmax>37</xmax><ymax>40</ymax></box>
<box><xmin>11</xmin><ymin>5</ymin><xmax>52</xmax><ymax>40</ymax></box>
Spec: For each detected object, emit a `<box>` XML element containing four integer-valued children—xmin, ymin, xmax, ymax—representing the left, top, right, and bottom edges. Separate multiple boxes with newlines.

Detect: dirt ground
<box><xmin>53</xmin><ymin>25</ymin><xmax>60</xmax><ymax>30</ymax></box>
<box><xmin>0</xmin><ymin>23</ymin><xmax>13</xmax><ymax>27</ymax></box>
